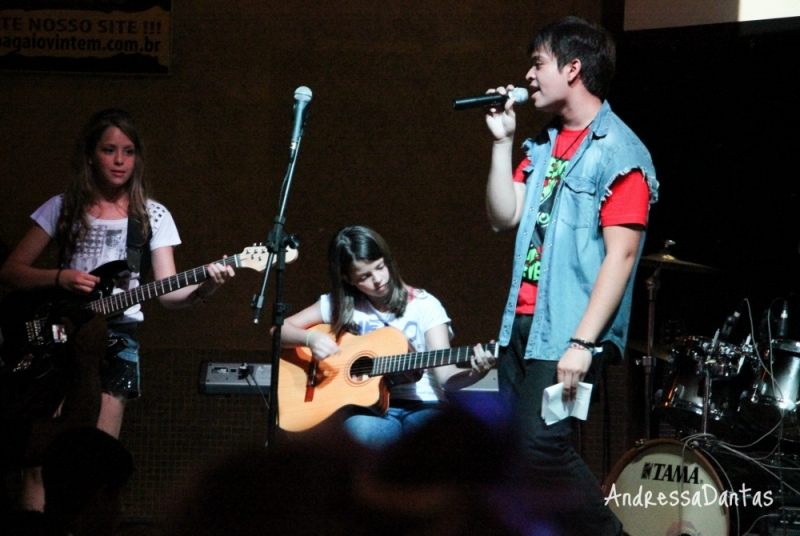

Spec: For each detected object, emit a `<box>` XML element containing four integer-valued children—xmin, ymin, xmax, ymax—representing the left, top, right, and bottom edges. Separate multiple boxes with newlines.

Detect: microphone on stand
<box><xmin>452</xmin><ymin>87</ymin><xmax>529</xmax><ymax>110</ymax></box>
<box><xmin>719</xmin><ymin>300</ymin><xmax>745</xmax><ymax>342</ymax></box>
<box><xmin>777</xmin><ymin>299</ymin><xmax>790</xmax><ymax>339</ymax></box>
<box><xmin>290</xmin><ymin>86</ymin><xmax>312</xmax><ymax>157</ymax></box>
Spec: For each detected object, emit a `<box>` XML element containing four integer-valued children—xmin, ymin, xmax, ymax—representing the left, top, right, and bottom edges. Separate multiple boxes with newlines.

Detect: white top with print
<box><xmin>31</xmin><ymin>194</ymin><xmax>181</xmax><ymax>323</ymax></box>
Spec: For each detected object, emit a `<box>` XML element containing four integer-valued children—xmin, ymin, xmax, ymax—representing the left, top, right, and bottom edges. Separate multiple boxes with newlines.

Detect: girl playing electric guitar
<box><xmin>0</xmin><ymin>109</ymin><xmax>234</xmax><ymax>509</ymax></box>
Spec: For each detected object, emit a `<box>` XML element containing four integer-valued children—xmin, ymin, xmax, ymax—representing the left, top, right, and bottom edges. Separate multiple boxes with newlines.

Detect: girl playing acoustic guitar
<box><xmin>0</xmin><ymin>109</ymin><xmax>234</xmax><ymax>509</ymax></box>
<box><xmin>281</xmin><ymin>225</ymin><xmax>495</xmax><ymax>449</ymax></box>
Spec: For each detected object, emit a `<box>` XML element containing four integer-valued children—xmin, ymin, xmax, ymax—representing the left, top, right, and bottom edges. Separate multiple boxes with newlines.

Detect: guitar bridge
<box><xmin>305</xmin><ymin>359</ymin><xmax>318</xmax><ymax>402</ymax></box>
<box><xmin>25</xmin><ymin>319</ymin><xmax>41</xmax><ymax>344</ymax></box>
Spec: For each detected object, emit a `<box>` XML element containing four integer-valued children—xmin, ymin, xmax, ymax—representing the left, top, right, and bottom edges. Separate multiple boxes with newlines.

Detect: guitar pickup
<box><xmin>26</xmin><ymin>319</ymin><xmax>44</xmax><ymax>343</ymax></box>
<box><xmin>51</xmin><ymin>323</ymin><xmax>68</xmax><ymax>344</ymax></box>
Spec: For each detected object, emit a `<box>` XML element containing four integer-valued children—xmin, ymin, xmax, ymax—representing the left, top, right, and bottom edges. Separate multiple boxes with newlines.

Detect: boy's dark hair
<box><xmin>530</xmin><ymin>16</ymin><xmax>616</xmax><ymax>100</ymax></box>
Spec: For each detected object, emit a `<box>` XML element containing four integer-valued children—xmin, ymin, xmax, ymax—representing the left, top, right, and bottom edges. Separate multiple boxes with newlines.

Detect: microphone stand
<box><xmin>252</xmin><ymin>122</ymin><xmax>305</xmax><ymax>448</ymax></box>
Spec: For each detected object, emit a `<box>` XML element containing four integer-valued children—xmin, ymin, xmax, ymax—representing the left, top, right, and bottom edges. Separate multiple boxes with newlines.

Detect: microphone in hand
<box><xmin>453</xmin><ymin>87</ymin><xmax>529</xmax><ymax>111</ymax></box>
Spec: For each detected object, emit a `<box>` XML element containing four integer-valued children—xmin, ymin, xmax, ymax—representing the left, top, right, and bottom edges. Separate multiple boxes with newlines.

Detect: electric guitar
<box><xmin>0</xmin><ymin>245</ymin><xmax>295</xmax><ymax>377</ymax></box>
<box><xmin>278</xmin><ymin>324</ymin><xmax>497</xmax><ymax>432</ymax></box>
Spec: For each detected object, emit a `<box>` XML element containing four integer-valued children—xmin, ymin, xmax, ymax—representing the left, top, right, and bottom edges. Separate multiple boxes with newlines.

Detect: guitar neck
<box><xmin>370</xmin><ymin>344</ymin><xmax>495</xmax><ymax>376</ymax></box>
<box><xmin>89</xmin><ymin>255</ymin><xmax>240</xmax><ymax>316</ymax></box>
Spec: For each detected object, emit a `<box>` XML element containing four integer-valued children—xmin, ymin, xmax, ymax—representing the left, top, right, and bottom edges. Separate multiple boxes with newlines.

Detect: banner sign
<box><xmin>0</xmin><ymin>1</ymin><xmax>171</xmax><ymax>74</ymax></box>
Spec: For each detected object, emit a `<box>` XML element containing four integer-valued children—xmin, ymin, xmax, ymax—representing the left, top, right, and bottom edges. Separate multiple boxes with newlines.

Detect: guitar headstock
<box><xmin>238</xmin><ymin>244</ymin><xmax>299</xmax><ymax>272</ymax></box>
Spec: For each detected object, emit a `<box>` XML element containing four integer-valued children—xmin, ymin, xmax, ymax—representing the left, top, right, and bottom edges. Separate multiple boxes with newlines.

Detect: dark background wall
<box><xmin>3</xmin><ymin>0</ymin><xmax>800</xmax><ymax>522</ymax></box>
<box><xmin>614</xmin><ymin>19</ymin><xmax>800</xmax><ymax>346</ymax></box>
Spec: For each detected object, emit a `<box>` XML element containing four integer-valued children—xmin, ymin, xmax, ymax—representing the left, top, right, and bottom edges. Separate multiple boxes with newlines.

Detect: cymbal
<box><xmin>639</xmin><ymin>252</ymin><xmax>716</xmax><ymax>273</ymax></box>
<box><xmin>627</xmin><ymin>339</ymin><xmax>672</xmax><ymax>361</ymax></box>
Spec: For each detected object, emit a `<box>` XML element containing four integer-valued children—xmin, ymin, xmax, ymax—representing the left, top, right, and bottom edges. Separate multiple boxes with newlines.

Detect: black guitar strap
<box><xmin>126</xmin><ymin>213</ymin><xmax>152</xmax><ymax>278</ymax></box>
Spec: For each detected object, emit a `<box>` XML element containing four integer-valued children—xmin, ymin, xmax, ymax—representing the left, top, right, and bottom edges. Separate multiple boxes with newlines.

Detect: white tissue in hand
<box><xmin>541</xmin><ymin>382</ymin><xmax>593</xmax><ymax>425</ymax></box>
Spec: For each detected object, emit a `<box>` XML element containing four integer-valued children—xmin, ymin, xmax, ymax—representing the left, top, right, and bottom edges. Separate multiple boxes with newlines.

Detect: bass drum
<box><xmin>604</xmin><ymin>439</ymin><xmax>772</xmax><ymax>536</ymax></box>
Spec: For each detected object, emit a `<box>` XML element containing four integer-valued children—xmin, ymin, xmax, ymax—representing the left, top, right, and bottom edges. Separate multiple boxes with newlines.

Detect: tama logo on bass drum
<box><xmin>641</xmin><ymin>462</ymin><xmax>699</xmax><ymax>484</ymax></box>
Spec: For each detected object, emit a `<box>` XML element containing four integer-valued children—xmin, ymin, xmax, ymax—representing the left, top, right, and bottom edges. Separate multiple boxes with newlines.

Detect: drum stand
<box><xmin>643</xmin><ymin>264</ymin><xmax>661</xmax><ymax>440</ymax></box>
<box><xmin>700</xmin><ymin>331</ymin><xmax>720</xmax><ymax>438</ymax></box>
<box><xmin>639</xmin><ymin>240</ymin><xmax>716</xmax><ymax>440</ymax></box>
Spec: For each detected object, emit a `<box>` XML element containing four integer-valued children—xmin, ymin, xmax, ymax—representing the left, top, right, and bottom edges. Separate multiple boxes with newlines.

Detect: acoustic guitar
<box><xmin>278</xmin><ymin>324</ymin><xmax>497</xmax><ymax>432</ymax></box>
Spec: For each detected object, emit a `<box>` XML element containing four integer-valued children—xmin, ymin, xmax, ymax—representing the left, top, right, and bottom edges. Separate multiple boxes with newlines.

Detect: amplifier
<box><xmin>198</xmin><ymin>362</ymin><xmax>271</xmax><ymax>395</ymax></box>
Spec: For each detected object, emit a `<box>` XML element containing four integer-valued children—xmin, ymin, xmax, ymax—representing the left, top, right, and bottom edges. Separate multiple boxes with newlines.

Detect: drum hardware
<box><xmin>638</xmin><ymin>240</ymin><xmax>717</xmax><ymax>440</ymax></box>
<box><xmin>628</xmin><ymin>339</ymin><xmax>672</xmax><ymax>362</ymax></box>
<box><xmin>617</xmin><ymin>290</ymin><xmax>800</xmax><ymax>534</ymax></box>
<box><xmin>656</xmin><ymin>334</ymin><xmax>758</xmax><ymax>442</ymax></box>
<box><xmin>700</xmin><ymin>331</ymin><xmax>721</xmax><ymax>438</ymax></box>
<box><xmin>740</xmin><ymin>339</ymin><xmax>800</xmax><ymax>441</ymax></box>
<box><xmin>639</xmin><ymin>248</ymin><xmax>718</xmax><ymax>274</ymax></box>
<box><xmin>697</xmin><ymin>331</ymin><xmax>754</xmax><ymax>437</ymax></box>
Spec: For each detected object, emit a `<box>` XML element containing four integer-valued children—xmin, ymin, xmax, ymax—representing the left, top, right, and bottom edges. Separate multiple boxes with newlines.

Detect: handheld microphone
<box><xmin>778</xmin><ymin>299</ymin><xmax>790</xmax><ymax>339</ymax></box>
<box><xmin>290</xmin><ymin>86</ymin><xmax>312</xmax><ymax>154</ymax></box>
<box><xmin>452</xmin><ymin>87</ymin><xmax>529</xmax><ymax>111</ymax></box>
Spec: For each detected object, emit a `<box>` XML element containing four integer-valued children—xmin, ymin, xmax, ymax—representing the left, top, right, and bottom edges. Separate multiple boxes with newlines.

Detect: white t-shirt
<box><xmin>318</xmin><ymin>289</ymin><xmax>453</xmax><ymax>402</ymax></box>
<box><xmin>31</xmin><ymin>194</ymin><xmax>182</xmax><ymax>323</ymax></box>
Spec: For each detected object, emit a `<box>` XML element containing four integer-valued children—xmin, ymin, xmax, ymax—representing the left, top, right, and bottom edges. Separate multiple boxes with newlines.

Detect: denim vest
<box><xmin>498</xmin><ymin>101</ymin><xmax>659</xmax><ymax>360</ymax></box>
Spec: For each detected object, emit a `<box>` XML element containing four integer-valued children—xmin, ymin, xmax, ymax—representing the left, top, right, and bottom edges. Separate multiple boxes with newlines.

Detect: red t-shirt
<box><xmin>514</xmin><ymin>128</ymin><xmax>650</xmax><ymax>314</ymax></box>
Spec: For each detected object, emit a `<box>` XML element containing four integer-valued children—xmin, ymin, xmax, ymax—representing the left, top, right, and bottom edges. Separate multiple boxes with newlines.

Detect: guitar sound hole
<box><xmin>349</xmin><ymin>356</ymin><xmax>374</xmax><ymax>383</ymax></box>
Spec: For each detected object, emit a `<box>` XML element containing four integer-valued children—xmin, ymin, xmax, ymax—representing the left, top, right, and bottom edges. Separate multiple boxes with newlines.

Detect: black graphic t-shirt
<box><xmin>518</xmin><ymin>127</ymin><xmax>590</xmax><ymax>313</ymax></box>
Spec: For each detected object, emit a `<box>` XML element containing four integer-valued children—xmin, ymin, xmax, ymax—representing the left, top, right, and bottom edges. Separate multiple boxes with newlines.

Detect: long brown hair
<box><xmin>56</xmin><ymin>109</ymin><xmax>150</xmax><ymax>264</ymax></box>
<box><xmin>328</xmin><ymin>226</ymin><xmax>408</xmax><ymax>339</ymax></box>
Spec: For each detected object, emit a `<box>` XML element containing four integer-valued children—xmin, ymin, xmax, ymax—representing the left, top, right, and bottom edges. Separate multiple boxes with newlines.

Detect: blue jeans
<box><xmin>343</xmin><ymin>403</ymin><xmax>443</xmax><ymax>450</ymax></box>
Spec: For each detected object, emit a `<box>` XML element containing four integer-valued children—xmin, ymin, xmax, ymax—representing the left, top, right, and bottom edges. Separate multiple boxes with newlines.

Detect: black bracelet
<box><xmin>568</xmin><ymin>338</ymin><xmax>597</xmax><ymax>350</ymax></box>
<box><xmin>55</xmin><ymin>268</ymin><xmax>63</xmax><ymax>288</ymax></box>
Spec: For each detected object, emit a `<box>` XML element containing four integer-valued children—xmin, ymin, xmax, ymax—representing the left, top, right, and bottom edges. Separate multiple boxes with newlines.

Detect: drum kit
<box><xmin>605</xmin><ymin>242</ymin><xmax>800</xmax><ymax>536</ymax></box>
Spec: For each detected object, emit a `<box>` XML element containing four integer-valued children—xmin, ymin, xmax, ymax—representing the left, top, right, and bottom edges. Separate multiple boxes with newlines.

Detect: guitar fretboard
<box><xmin>365</xmin><ymin>344</ymin><xmax>497</xmax><ymax>376</ymax></box>
<box><xmin>88</xmin><ymin>256</ymin><xmax>240</xmax><ymax>316</ymax></box>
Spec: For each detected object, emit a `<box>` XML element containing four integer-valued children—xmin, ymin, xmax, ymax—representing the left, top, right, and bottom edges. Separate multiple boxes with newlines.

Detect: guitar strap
<box><xmin>126</xmin><ymin>213</ymin><xmax>152</xmax><ymax>278</ymax></box>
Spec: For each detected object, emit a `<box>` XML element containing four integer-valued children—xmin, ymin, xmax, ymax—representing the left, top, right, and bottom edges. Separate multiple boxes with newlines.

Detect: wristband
<box><xmin>569</xmin><ymin>342</ymin><xmax>593</xmax><ymax>353</ymax></box>
<box><xmin>568</xmin><ymin>338</ymin><xmax>596</xmax><ymax>350</ymax></box>
<box><xmin>305</xmin><ymin>331</ymin><xmax>313</xmax><ymax>347</ymax></box>
<box><xmin>55</xmin><ymin>269</ymin><xmax>63</xmax><ymax>288</ymax></box>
